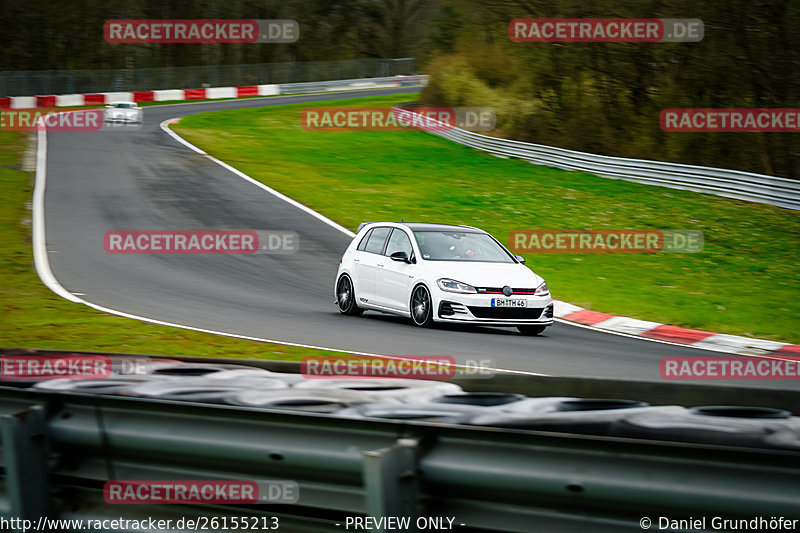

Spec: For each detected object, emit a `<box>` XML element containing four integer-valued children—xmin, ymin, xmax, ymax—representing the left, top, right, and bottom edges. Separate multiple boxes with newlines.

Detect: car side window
<box><xmin>385</xmin><ymin>229</ymin><xmax>413</xmax><ymax>258</ymax></box>
<box><xmin>364</xmin><ymin>227</ymin><xmax>391</xmax><ymax>254</ymax></box>
<box><xmin>356</xmin><ymin>229</ymin><xmax>373</xmax><ymax>251</ymax></box>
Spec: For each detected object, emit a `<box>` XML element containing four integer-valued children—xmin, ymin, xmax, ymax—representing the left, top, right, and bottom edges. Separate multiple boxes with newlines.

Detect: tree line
<box><xmin>422</xmin><ymin>0</ymin><xmax>800</xmax><ymax>179</ymax></box>
<box><xmin>2</xmin><ymin>0</ymin><xmax>797</xmax><ymax>178</ymax></box>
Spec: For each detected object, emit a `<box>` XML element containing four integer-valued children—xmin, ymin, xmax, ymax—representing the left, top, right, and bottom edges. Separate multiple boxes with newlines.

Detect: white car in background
<box><xmin>104</xmin><ymin>101</ymin><xmax>142</xmax><ymax>124</ymax></box>
<box><xmin>335</xmin><ymin>222</ymin><xmax>553</xmax><ymax>335</ymax></box>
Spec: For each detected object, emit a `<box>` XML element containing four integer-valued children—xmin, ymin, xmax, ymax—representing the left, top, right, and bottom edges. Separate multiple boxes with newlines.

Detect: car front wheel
<box><xmin>410</xmin><ymin>285</ymin><xmax>434</xmax><ymax>327</ymax></box>
<box><xmin>518</xmin><ymin>325</ymin><xmax>548</xmax><ymax>336</ymax></box>
<box><xmin>336</xmin><ymin>275</ymin><xmax>363</xmax><ymax>316</ymax></box>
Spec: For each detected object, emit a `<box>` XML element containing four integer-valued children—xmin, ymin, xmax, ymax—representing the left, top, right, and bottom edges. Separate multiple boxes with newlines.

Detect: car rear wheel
<box><xmin>336</xmin><ymin>275</ymin><xmax>363</xmax><ymax>316</ymax></box>
<box><xmin>518</xmin><ymin>325</ymin><xmax>548</xmax><ymax>336</ymax></box>
<box><xmin>410</xmin><ymin>285</ymin><xmax>434</xmax><ymax>327</ymax></box>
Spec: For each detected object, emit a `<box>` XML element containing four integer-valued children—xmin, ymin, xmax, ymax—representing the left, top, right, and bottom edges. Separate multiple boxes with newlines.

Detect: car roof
<box><xmin>402</xmin><ymin>222</ymin><xmax>484</xmax><ymax>233</ymax></box>
<box><xmin>358</xmin><ymin>222</ymin><xmax>484</xmax><ymax>233</ymax></box>
<box><xmin>110</xmin><ymin>101</ymin><xmax>137</xmax><ymax>105</ymax></box>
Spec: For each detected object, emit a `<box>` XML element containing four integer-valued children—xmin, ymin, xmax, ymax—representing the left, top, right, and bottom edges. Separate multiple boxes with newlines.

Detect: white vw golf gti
<box><xmin>104</xmin><ymin>101</ymin><xmax>142</xmax><ymax>124</ymax></box>
<box><xmin>335</xmin><ymin>223</ymin><xmax>553</xmax><ymax>335</ymax></box>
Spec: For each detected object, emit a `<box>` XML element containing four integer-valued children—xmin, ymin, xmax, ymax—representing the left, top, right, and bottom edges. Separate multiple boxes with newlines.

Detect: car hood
<box><xmin>420</xmin><ymin>261</ymin><xmax>544</xmax><ymax>288</ymax></box>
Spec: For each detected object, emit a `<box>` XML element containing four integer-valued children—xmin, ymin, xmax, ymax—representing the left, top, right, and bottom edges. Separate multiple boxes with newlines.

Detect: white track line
<box><xmin>160</xmin><ymin>118</ymin><xmax>355</xmax><ymax>238</ymax></box>
<box><xmin>33</xmin><ymin>120</ymin><xmax>82</xmax><ymax>303</ymax></box>
<box><xmin>29</xmin><ymin>110</ymin><xmax>543</xmax><ymax>378</ymax></box>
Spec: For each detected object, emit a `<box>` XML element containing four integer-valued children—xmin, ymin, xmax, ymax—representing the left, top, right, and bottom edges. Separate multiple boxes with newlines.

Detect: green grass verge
<box><xmin>172</xmin><ymin>93</ymin><xmax>800</xmax><ymax>343</ymax></box>
<box><xmin>0</xmin><ymin>129</ymin><xmax>350</xmax><ymax>360</ymax></box>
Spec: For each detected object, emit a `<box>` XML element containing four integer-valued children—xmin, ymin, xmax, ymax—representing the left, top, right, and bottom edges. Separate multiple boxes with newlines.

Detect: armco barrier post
<box><xmin>364</xmin><ymin>437</ymin><xmax>420</xmax><ymax>527</ymax></box>
<box><xmin>0</xmin><ymin>405</ymin><xmax>51</xmax><ymax>530</ymax></box>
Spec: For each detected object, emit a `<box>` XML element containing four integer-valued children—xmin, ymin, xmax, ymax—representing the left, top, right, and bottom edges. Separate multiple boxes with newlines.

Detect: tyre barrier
<box><xmin>15</xmin><ymin>358</ymin><xmax>800</xmax><ymax>450</ymax></box>
<box><xmin>126</xmin><ymin>361</ymin><xmax>255</xmax><ymax>377</ymax></box>
<box><xmin>121</xmin><ymin>376</ymin><xmax>289</xmax><ymax>404</ymax></box>
<box><xmin>339</xmin><ymin>395</ymin><xmax>573</xmax><ymax>424</ymax></box>
<box><xmin>292</xmin><ymin>378</ymin><xmax>463</xmax><ymax>402</ymax></box>
<box><xmin>337</xmin><ymin>402</ymin><xmax>486</xmax><ymax>424</ymax></box>
<box><xmin>607</xmin><ymin>405</ymin><xmax>800</xmax><ymax>451</ymax></box>
<box><xmin>469</xmin><ymin>399</ymin><xmax>688</xmax><ymax>435</ymax></box>
<box><xmin>32</xmin><ymin>376</ymin><xmax>160</xmax><ymax>395</ymax></box>
<box><xmin>344</xmin><ymin>396</ymin><xmax>656</xmax><ymax>427</ymax></box>
<box><xmin>435</xmin><ymin>392</ymin><xmax>526</xmax><ymax>407</ymax></box>
<box><xmin>204</xmin><ymin>368</ymin><xmax>308</xmax><ymax>385</ymax></box>
<box><xmin>226</xmin><ymin>388</ymin><xmax>388</xmax><ymax>413</ymax></box>
<box><xmin>107</xmin><ymin>358</ymin><xmax>183</xmax><ymax>375</ymax></box>
<box><xmin>485</xmin><ymin>396</ymin><xmax>590</xmax><ymax>414</ymax></box>
<box><xmin>127</xmin><ymin>364</ymin><xmax>309</xmax><ymax>386</ymax></box>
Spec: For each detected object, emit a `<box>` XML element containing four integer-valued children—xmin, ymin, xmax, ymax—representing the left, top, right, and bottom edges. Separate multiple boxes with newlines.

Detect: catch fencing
<box><xmin>0</xmin><ymin>58</ymin><xmax>416</xmax><ymax>97</ymax></box>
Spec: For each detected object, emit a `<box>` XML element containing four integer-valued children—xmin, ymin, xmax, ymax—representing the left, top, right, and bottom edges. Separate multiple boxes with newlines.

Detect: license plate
<box><xmin>491</xmin><ymin>298</ymin><xmax>527</xmax><ymax>308</ymax></box>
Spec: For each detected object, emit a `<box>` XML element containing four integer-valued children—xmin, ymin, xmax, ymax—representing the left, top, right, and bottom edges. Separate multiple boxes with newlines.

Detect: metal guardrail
<box><xmin>2</xmin><ymin>385</ymin><xmax>799</xmax><ymax>533</ymax></box>
<box><xmin>393</xmin><ymin>106</ymin><xmax>800</xmax><ymax>210</ymax></box>
<box><xmin>278</xmin><ymin>76</ymin><xmax>422</xmax><ymax>95</ymax></box>
<box><xmin>1</xmin><ymin>352</ymin><xmax>799</xmax><ymax>532</ymax></box>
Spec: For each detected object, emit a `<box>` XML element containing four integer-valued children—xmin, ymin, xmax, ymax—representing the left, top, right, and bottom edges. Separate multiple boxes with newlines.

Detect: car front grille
<box><xmin>467</xmin><ymin>306</ymin><xmax>544</xmax><ymax>320</ymax></box>
<box><xmin>475</xmin><ymin>287</ymin><xmax>539</xmax><ymax>295</ymax></box>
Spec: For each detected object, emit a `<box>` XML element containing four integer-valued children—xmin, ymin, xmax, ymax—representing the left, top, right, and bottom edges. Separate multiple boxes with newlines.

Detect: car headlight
<box><xmin>534</xmin><ymin>281</ymin><xmax>549</xmax><ymax>296</ymax></box>
<box><xmin>437</xmin><ymin>278</ymin><xmax>477</xmax><ymax>294</ymax></box>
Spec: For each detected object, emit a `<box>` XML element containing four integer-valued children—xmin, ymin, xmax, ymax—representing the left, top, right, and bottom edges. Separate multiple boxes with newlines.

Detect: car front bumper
<box><xmin>432</xmin><ymin>290</ymin><xmax>554</xmax><ymax>327</ymax></box>
<box><xmin>105</xmin><ymin>113</ymin><xmax>141</xmax><ymax>123</ymax></box>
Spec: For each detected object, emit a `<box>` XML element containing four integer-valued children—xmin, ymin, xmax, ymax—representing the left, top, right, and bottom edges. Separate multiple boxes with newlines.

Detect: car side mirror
<box><xmin>106</xmin><ymin>105</ymin><xmax>113</xmax><ymax>109</ymax></box>
<box><xmin>390</xmin><ymin>251</ymin><xmax>411</xmax><ymax>263</ymax></box>
<box><xmin>515</xmin><ymin>255</ymin><xmax>526</xmax><ymax>265</ymax></box>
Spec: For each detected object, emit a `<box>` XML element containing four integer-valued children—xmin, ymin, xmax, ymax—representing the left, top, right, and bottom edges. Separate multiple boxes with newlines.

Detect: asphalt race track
<box><xmin>38</xmin><ymin>87</ymin><xmax>796</xmax><ymax>389</ymax></box>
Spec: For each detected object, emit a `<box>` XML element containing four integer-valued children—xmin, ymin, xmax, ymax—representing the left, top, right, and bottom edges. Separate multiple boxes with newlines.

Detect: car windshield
<box><xmin>413</xmin><ymin>231</ymin><xmax>514</xmax><ymax>263</ymax></box>
<box><xmin>115</xmin><ymin>103</ymin><xmax>135</xmax><ymax>109</ymax></box>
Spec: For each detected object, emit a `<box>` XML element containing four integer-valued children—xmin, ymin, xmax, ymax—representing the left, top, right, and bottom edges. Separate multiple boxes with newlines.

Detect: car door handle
<box><xmin>353</xmin><ymin>258</ymin><xmax>360</xmax><ymax>262</ymax></box>
<box><xmin>377</xmin><ymin>263</ymin><xmax>385</xmax><ymax>267</ymax></box>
